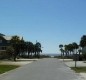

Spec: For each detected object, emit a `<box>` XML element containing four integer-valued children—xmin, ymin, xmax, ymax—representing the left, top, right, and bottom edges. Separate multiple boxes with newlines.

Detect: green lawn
<box><xmin>0</xmin><ymin>65</ymin><xmax>19</xmax><ymax>74</ymax></box>
<box><xmin>71</xmin><ymin>67</ymin><xmax>86</xmax><ymax>73</ymax></box>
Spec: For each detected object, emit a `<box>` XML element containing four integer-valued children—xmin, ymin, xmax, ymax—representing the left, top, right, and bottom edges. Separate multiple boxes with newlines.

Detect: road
<box><xmin>0</xmin><ymin>58</ymin><xmax>84</xmax><ymax>80</ymax></box>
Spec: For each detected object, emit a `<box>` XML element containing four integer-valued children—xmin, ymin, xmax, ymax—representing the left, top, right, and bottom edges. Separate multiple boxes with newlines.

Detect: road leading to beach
<box><xmin>0</xmin><ymin>58</ymin><xmax>84</xmax><ymax>80</ymax></box>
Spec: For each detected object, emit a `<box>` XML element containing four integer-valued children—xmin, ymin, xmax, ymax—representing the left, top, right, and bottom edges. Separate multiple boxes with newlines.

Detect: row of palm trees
<box><xmin>9</xmin><ymin>35</ymin><xmax>42</xmax><ymax>61</ymax></box>
<box><xmin>59</xmin><ymin>35</ymin><xmax>86</xmax><ymax>59</ymax></box>
<box><xmin>59</xmin><ymin>42</ymin><xmax>79</xmax><ymax>57</ymax></box>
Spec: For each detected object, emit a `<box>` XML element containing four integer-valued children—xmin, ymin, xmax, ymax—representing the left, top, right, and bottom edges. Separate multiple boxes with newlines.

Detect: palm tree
<box><xmin>19</xmin><ymin>37</ymin><xmax>26</xmax><ymax>56</ymax></box>
<box><xmin>64</xmin><ymin>43</ymin><xmax>78</xmax><ymax>58</ymax></box>
<box><xmin>64</xmin><ymin>44</ymin><xmax>73</xmax><ymax>57</ymax></box>
<box><xmin>68</xmin><ymin>44</ymin><xmax>74</xmax><ymax>56</ymax></box>
<box><xmin>78</xmin><ymin>45</ymin><xmax>82</xmax><ymax>60</ymax></box>
<box><xmin>59</xmin><ymin>44</ymin><xmax>63</xmax><ymax>57</ymax></box>
<box><xmin>11</xmin><ymin>35</ymin><xmax>21</xmax><ymax>61</ymax></box>
<box><xmin>80</xmin><ymin>35</ymin><xmax>86</xmax><ymax>60</ymax></box>
<box><xmin>11</xmin><ymin>35</ymin><xmax>20</xmax><ymax>44</ymax></box>
<box><xmin>72</xmin><ymin>42</ymin><xmax>79</xmax><ymax>59</ymax></box>
<box><xmin>64</xmin><ymin>45</ymin><xmax>69</xmax><ymax>57</ymax></box>
<box><xmin>72</xmin><ymin>42</ymin><xmax>79</xmax><ymax>68</ymax></box>
<box><xmin>26</xmin><ymin>41</ymin><xmax>34</xmax><ymax>58</ymax></box>
<box><xmin>72</xmin><ymin>42</ymin><xmax>79</xmax><ymax>53</ymax></box>
<box><xmin>34</xmin><ymin>42</ymin><xmax>42</xmax><ymax>58</ymax></box>
<box><xmin>80</xmin><ymin>35</ymin><xmax>86</xmax><ymax>48</ymax></box>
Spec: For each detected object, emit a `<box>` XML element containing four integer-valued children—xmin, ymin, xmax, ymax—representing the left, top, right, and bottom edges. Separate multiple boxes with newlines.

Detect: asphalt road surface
<box><xmin>0</xmin><ymin>58</ymin><xmax>84</xmax><ymax>80</ymax></box>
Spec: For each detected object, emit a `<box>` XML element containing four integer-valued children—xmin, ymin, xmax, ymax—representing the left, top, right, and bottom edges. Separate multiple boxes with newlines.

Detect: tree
<box><xmin>59</xmin><ymin>44</ymin><xmax>63</xmax><ymax>57</ymax></box>
<box><xmin>11</xmin><ymin>35</ymin><xmax>20</xmax><ymax>44</ymax></box>
<box><xmin>72</xmin><ymin>42</ymin><xmax>79</xmax><ymax>68</ymax></box>
<box><xmin>80</xmin><ymin>35</ymin><xmax>86</xmax><ymax>60</ymax></box>
<box><xmin>11</xmin><ymin>35</ymin><xmax>21</xmax><ymax>61</ymax></box>
<box><xmin>19</xmin><ymin>37</ymin><xmax>26</xmax><ymax>56</ymax></box>
<box><xmin>64</xmin><ymin>44</ymin><xmax>73</xmax><ymax>58</ymax></box>
<box><xmin>64</xmin><ymin>45</ymin><xmax>68</xmax><ymax>56</ymax></box>
<box><xmin>34</xmin><ymin>42</ymin><xmax>42</xmax><ymax>58</ymax></box>
<box><xmin>26</xmin><ymin>41</ymin><xmax>34</xmax><ymax>58</ymax></box>
<box><xmin>80</xmin><ymin>35</ymin><xmax>86</xmax><ymax>48</ymax></box>
<box><xmin>72</xmin><ymin>42</ymin><xmax>79</xmax><ymax>56</ymax></box>
<box><xmin>72</xmin><ymin>42</ymin><xmax>78</xmax><ymax>51</ymax></box>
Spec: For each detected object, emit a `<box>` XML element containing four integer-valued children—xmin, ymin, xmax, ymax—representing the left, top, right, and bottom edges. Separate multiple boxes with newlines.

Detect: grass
<box><xmin>71</xmin><ymin>67</ymin><xmax>86</xmax><ymax>73</ymax></box>
<box><xmin>0</xmin><ymin>65</ymin><xmax>19</xmax><ymax>74</ymax></box>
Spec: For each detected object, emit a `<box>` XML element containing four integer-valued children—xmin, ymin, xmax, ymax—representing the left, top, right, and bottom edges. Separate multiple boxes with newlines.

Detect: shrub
<box><xmin>6</xmin><ymin>46</ymin><xmax>14</xmax><ymax>59</ymax></box>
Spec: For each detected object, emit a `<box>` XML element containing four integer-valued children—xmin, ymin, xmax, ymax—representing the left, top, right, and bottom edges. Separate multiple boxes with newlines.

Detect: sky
<box><xmin>0</xmin><ymin>0</ymin><xmax>86</xmax><ymax>54</ymax></box>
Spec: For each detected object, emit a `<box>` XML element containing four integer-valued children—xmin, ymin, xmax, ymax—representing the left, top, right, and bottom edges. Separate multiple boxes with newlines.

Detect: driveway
<box><xmin>0</xmin><ymin>58</ymin><xmax>84</xmax><ymax>80</ymax></box>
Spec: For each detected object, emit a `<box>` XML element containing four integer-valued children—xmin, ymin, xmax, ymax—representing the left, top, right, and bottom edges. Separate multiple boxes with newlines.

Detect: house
<box><xmin>0</xmin><ymin>34</ymin><xmax>12</xmax><ymax>52</ymax></box>
<box><xmin>0</xmin><ymin>33</ymin><xmax>23</xmax><ymax>52</ymax></box>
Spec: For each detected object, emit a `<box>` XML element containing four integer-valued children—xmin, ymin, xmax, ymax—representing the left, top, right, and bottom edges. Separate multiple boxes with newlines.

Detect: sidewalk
<box><xmin>0</xmin><ymin>59</ymin><xmax>39</xmax><ymax>66</ymax></box>
<box><xmin>62</xmin><ymin>59</ymin><xmax>86</xmax><ymax>80</ymax></box>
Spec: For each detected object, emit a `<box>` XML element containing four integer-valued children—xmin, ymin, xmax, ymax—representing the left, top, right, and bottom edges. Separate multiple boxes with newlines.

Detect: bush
<box><xmin>6</xmin><ymin>46</ymin><xmax>14</xmax><ymax>59</ymax></box>
<box><xmin>0</xmin><ymin>46</ymin><xmax>14</xmax><ymax>60</ymax></box>
<box><xmin>82</xmin><ymin>53</ymin><xmax>86</xmax><ymax>60</ymax></box>
<box><xmin>0</xmin><ymin>51</ymin><xmax>7</xmax><ymax>59</ymax></box>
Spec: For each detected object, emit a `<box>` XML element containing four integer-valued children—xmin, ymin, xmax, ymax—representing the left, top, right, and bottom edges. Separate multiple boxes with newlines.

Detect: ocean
<box><xmin>41</xmin><ymin>53</ymin><xmax>60</xmax><ymax>57</ymax></box>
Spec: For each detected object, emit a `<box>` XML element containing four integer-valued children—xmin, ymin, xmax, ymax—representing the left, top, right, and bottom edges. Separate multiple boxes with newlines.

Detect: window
<box><xmin>0</xmin><ymin>47</ymin><xmax>1</xmax><ymax>50</ymax></box>
<box><xmin>7</xmin><ymin>40</ymin><xmax>10</xmax><ymax>43</ymax></box>
<box><xmin>2</xmin><ymin>47</ymin><xmax>6</xmax><ymax>50</ymax></box>
<box><xmin>0</xmin><ymin>40</ymin><xmax>2</xmax><ymax>43</ymax></box>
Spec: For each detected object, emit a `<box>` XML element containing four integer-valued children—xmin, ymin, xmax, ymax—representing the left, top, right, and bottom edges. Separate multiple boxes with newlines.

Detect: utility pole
<box><xmin>75</xmin><ymin>50</ymin><xmax>77</xmax><ymax>68</ymax></box>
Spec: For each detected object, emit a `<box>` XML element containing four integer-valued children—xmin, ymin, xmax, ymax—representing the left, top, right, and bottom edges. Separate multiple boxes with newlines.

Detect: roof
<box><xmin>3</xmin><ymin>36</ymin><xmax>12</xmax><ymax>40</ymax></box>
<box><xmin>3</xmin><ymin>36</ymin><xmax>22</xmax><ymax>40</ymax></box>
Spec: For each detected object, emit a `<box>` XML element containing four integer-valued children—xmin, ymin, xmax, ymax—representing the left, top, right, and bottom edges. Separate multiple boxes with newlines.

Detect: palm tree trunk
<box><xmin>79</xmin><ymin>51</ymin><xmax>80</xmax><ymax>61</ymax></box>
<box><xmin>35</xmin><ymin>52</ymin><xmax>36</xmax><ymax>58</ymax></box>
<box><xmin>28</xmin><ymin>52</ymin><xmax>30</xmax><ymax>58</ymax></box>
